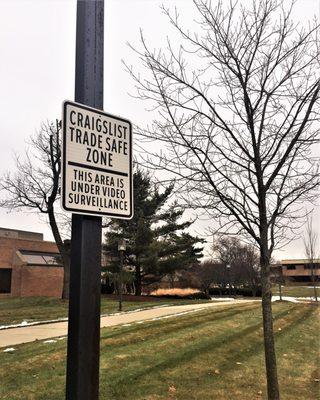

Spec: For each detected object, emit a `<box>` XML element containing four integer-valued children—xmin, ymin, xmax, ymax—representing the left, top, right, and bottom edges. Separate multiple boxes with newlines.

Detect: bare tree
<box><xmin>239</xmin><ymin>244</ymin><xmax>261</xmax><ymax>297</ymax></box>
<box><xmin>126</xmin><ymin>1</ymin><xmax>320</xmax><ymax>398</ymax></box>
<box><xmin>190</xmin><ymin>260</ymin><xmax>225</xmax><ymax>294</ymax></box>
<box><xmin>303</xmin><ymin>215</ymin><xmax>319</xmax><ymax>302</ymax></box>
<box><xmin>271</xmin><ymin>263</ymin><xmax>285</xmax><ymax>301</ymax></box>
<box><xmin>212</xmin><ymin>236</ymin><xmax>261</xmax><ymax>296</ymax></box>
<box><xmin>212</xmin><ymin>236</ymin><xmax>241</xmax><ymax>295</ymax></box>
<box><xmin>0</xmin><ymin>121</ymin><xmax>71</xmax><ymax>299</ymax></box>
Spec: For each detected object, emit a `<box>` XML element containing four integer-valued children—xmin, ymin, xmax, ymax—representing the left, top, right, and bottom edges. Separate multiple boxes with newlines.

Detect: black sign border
<box><xmin>61</xmin><ymin>100</ymin><xmax>133</xmax><ymax>219</ymax></box>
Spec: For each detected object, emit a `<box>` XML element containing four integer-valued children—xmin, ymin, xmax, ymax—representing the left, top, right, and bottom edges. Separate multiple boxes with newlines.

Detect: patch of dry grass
<box><xmin>150</xmin><ymin>288</ymin><xmax>200</xmax><ymax>296</ymax></box>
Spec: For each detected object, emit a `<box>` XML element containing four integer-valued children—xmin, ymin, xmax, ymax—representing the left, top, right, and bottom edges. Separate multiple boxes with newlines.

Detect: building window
<box><xmin>0</xmin><ymin>269</ymin><xmax>12</xmax><ymax>293</ymax></box>
<box><xmin>286</xmin><ymin>265</ymin><xmax>296</xmax><ymax>270</ymax></box>
<box><xmin>304</xmin><ymin>263</ymin><xmax>320</xmax><ymax>269</ymax></box>
<box><xmin>19</xmin><ymin>250</ymin><xmax>62</xmax><ymax>267</ymax></box>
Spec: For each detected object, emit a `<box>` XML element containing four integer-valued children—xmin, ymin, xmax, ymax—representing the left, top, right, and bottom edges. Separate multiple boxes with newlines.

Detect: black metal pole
<box><xmin>66</xmin><ymin>1</ymin><xmax>104</xmax><ymax>400</ymax></box>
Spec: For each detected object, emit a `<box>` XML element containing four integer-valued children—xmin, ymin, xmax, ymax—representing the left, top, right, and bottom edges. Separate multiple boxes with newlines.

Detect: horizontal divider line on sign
<box><xmin>67</xmin><ymin>161</ymin><xmax>129</xmax><ymax>177</ymax></box>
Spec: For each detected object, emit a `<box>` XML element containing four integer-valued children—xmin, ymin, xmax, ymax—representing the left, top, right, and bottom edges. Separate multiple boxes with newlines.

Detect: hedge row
<box><xmin>208</xmin><ymin>287</ymin><xmax>262</xmax><ymax>297</ymax></box>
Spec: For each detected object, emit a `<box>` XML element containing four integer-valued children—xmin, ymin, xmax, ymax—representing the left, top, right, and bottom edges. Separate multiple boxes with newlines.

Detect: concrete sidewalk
<box><xmin>0</xmin><ymin>300</ymin><xmax>255</xmax><ymax>348</ymax></box>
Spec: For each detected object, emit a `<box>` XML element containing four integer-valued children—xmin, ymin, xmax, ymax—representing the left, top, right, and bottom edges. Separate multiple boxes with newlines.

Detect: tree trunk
<box><xmin>135</xmin><ymin>265</ymin><xmax>142</xmax><ymax>296</ymax></box>
<box><xmin>279</xmin><ymin>283</ymin><xmax>282</xmax><ymax>301</ymax></box>
<box><xmin>261</xmin><ymin>252</ymin><xmax>280</xmax><ymax>400</ymax></box>
<box><xmin>311</xmin><ymin>265</ymin><xmax>318</xmax><ymax>302</ymax></box>
<box><xmin>168</xmin><ymin>273</ymin><xmax>175</xmax><ymax>288</ymax></box>
<box><xmin>48</xmin><ymin>207</ymin><xmax>70</xmax><ymax>299</ymax></box>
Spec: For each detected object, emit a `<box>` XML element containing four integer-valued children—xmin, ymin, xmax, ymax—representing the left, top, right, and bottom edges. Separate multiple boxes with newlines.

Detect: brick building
<box><xmin>272</xmin><ymin>258</ymin><xmax>320</xmax><ymax>285</ymax></box>
<box><xmin>0</xmin><ymin>227</ymin><xmax>63</xmax><ymax>297</ymax></box>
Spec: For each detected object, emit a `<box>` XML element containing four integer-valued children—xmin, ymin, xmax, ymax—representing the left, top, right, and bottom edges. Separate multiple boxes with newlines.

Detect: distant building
<box><xmin>272</xmin><ymin>259</ymin><xmax>320</xmax><ymax>285</ymax></box>
<box><xmin>0</xmin><ymin>227</ymin><xmax>63</xmax><ymax>297</ymax></box>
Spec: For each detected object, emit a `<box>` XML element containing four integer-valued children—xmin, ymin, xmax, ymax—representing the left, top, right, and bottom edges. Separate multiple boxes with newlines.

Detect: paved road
<box><xmin>0</xmin><ymin>300</ymin><xmax>255</xmax><ymax>348</ymax></box>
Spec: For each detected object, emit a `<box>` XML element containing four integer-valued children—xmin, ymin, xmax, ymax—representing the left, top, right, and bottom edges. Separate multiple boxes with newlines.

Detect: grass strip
<box><xmin>0</xmin><ymin>302</ymin><xmax>318</xmax><ymax>400</ymax></box>
<box><xmin>0</xmin><ymin>296</ymin><xmax>212</xmax><ymax>326</ymax></box>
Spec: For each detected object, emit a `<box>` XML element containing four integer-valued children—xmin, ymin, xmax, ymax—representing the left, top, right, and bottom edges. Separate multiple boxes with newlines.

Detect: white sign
<box><xmin>61</xmin><ymin>101</ymin><xmax>133</xmax><ymax>219</ymax></box>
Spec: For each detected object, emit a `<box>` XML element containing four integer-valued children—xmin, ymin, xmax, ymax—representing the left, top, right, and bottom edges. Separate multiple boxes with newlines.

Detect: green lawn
<box><xmin>0</xmin><ymin>296</ymin><xmax>211</xmax><ymax>326</ymax></box>
<box><xmin>0</xmin><ymin>302</ymin><xmax>318</xmax><ymax>399</ymax></box>
<box><xmin>272</xmin><ymin>285</ymin><xmax>318</xmax><ymax>298</ymax></box>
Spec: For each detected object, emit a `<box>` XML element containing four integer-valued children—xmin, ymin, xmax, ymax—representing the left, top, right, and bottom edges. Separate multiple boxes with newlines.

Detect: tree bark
<box><xmin>135</xmin><ymin>264</ymin><xmax>142</xmax><ymax>296</ymax></box>
<box><xmin>48</xmin><ymin>206</ymin><xmax>70</xmax><ymax>299</ymax></box>
<box><xmin>261</xmin><ymin>250</ymin><xmax>280</xmax><ymax>400</ymax></box>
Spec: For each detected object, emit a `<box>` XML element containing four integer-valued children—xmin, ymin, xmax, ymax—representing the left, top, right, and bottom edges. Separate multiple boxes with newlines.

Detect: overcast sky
<box><xmin>0</xmin><ymin>0</ymin><xmax>319</xmax><ymax>260</ymax></box>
